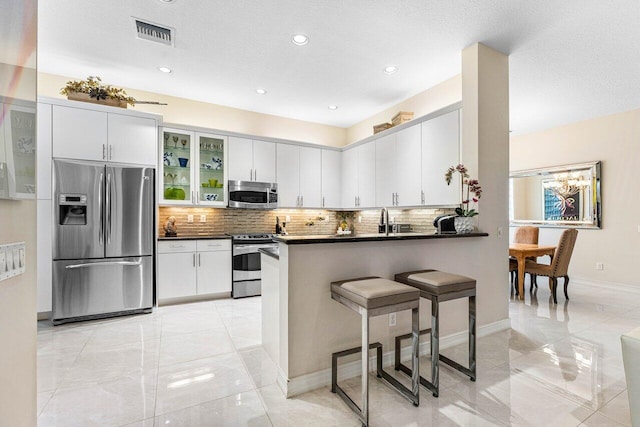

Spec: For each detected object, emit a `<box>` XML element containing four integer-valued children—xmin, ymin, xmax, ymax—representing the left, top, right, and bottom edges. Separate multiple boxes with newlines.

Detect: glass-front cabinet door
<box><xmin>197</xmin><ymin>132</ymin><xmax>227</xmax><ymax>206</ymax></box>
<box><xmin>160</xmin><ymin>128</ymin><xmax>193</xmax><ymax>205</ymax></box>
<box><xmin>159</xmin><ymin>127</ymin><xmax>228</xmax><ymax>206</ymax></box>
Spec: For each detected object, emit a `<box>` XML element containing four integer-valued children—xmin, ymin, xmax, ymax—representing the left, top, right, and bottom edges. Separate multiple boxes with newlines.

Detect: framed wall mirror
<box><xmin>510</xmin><ymin>161</ymin><xmax>601</xmax><ymax>229</ymax></box>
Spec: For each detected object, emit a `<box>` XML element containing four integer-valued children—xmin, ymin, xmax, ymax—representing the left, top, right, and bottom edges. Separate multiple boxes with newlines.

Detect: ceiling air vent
<box><xmin>134</xmin><ymin>19</ymin><xmax>174</xmax><ymax>46</ymax></box>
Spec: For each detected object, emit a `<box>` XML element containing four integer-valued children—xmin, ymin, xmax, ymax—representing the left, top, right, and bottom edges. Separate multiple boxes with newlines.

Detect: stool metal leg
<box><xmin>410</xmin><ymin>306</ymin><xmax>420</xmax><ymax>405</ymax></box>
<box><xmin>431</xmin><ymin>296</ymin><xmax>440</xmax><ymax>397</ymax></box>
<box><xmin>361</xmin><ymin>309</ymin><xmax>369</xmax><ymax>426</ymax></box>
<box><xmin>469</xmin><ymin>295</ymin><xmax>476</xmax><ymax>381</ymax></box>
<box><xmin>394</xmin><ymin>292</ymin><xmax>477</xmax><ymax>397</ymax></box>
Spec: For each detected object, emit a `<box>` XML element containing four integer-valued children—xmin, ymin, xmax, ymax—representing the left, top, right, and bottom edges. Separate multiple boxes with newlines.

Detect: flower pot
<box><xmin>454</xmin><ymin>216</ymin><xmax>475</xmax><ymax>234</ymax></box>
<box><xmin>66</xmin><ymin>91</ymin><xmax>127</xmax><ymax>108</ymax></box>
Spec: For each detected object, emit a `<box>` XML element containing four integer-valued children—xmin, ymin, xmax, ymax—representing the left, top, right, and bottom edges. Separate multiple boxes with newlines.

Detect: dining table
<box><xmin>509</xmin><ymin>243</ymin><xmax>556</xmax><ymax>299</ymax></box>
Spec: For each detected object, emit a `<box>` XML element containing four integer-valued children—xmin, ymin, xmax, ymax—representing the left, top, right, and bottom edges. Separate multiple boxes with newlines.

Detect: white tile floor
<box><xmin>37</xmin><ymin>280</ymin><xmax>635</xmax><ymax>426</ymax></box>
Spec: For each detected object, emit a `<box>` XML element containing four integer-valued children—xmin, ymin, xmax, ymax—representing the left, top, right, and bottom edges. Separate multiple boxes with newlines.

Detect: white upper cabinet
<box><xmin>51</xmin><ymin>103</ymin><xmax>159</xmax><ymax>166</ymax></box>
<box><xmin>375</xmin><ymin>134</ymin><xmax>395</xmax><ymax>207</ymax></box>
<box><xmin>276</xmin><ymin>143</ymin><xmax>299</xmax><ymax>207</ymax></box>
<box><xmin>52</xmin><ymin>105</ymin><xmax>107</xmax><ymax>161</ymax></box>
<box><xmin>108</xmin><ymin>114</ymin><xmax>157</xmax><ymax>165</ymax></box>
<box><xmin>421</xmin><ymin>109</ymin><xmax>460</xmax><ymax>206</ymax></box>
<box><xmin>228</xmin><ymin>136</ymin><xmax>276</xmax><ymax>183</ymax></box>
<box><xmin>276</xmin><ymin>144</ymin><xmax>321</xmax><ymax>208</ymax></box>
<box><xmin>298</xmin><ymin>146</ymin><xmax>321</xmax><ymax>207</ymax></box>
<box><xmin>341</xmin><ymin>147</ymin><xmax>358</xmax><ymax>208</ymax></box>
<box><xmin>375</xmin><ymin>125</ymin><xmax>422</xmax><ymax>207</ymax></box>
<box><xmin>356</xmin><ymin>142</ymin><xmax>376</xmax><ymax>208</ymax></box>
<box><xmin>395</xmin><ymin>124</ymin><xmax>422</xmax><ymax>206</ymax></box>
<box><xmin>321</xmin><ymin>149</ymin><xmax>341</xmax><ymax>209</ymax></box>
<box><xmin>252</xmin><ymin>139</ymin><xmax>276</xmax><ymax>183</ymax></box>
<box><xmin>341</xmin><ymin>142</ymin><xmax>375</xmax><ymax>208</ymax></box>
<box><xmin>228</xmin><ymin>136</ymin><xmax>253</xmax><ymax>181</ymax></box>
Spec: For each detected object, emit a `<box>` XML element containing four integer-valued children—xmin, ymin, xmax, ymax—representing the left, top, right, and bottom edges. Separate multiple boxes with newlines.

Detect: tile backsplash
<box><xmin>157</xmin><ymin>206</ymin><xmax>454</xmax><ymax>237</ymax></box>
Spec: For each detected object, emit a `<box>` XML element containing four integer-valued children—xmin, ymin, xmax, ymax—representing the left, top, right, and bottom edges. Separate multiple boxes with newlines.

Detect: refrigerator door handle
<box><xmin>106</xmin><ymin>172</ymin><xmax>112</xmax><ymax>244</ymax></box>
<box><xmin>65</xmin><ymin>260</ymin><xmax>142</xmax><ymax>269</ymax></box>
<box><xmin>98</xmin><ymin>171</ymin><xmax>104</xmax><ymax>245</ymax></box>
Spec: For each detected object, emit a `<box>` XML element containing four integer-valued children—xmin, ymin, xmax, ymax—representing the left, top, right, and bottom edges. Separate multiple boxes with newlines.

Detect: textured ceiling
<box><xmin>38</xmin><ymin>0</ymin><xmax>640</xmax><ymax>134</ymax></box>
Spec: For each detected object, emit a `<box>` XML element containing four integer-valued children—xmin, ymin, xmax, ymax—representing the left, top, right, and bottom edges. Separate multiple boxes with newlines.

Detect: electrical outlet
<box><xmin>285</xmin><ymin>215</ymin><xmax>291</xmax><ymax>222</ymax></box>
<box><xmin>389</xmin><ymin>313</ymin><xmax>396</xmax><ymax>327</ymax></box>
<box><xmin>358</xmin><ymin>215</ymin><xmax>362</xmax><ymax>223</ymax></box>
<box><xmin>200</xmin><ymin>214</ymin><xmax>206</xmax><ymax>223</ymax></box>
<box><xmin>596</xmin><ymin>262</ymin><xmax>604</xmax><ymax>270</ymax></box>
<box><xmin>187</xmin><ymin>214</ymin><xmax>194</xmax><ymax>223</ymax></box>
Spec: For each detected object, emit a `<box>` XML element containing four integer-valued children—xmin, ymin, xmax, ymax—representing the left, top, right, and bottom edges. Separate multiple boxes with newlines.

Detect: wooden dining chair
<box><xmin>524</xmin><ymin>229</ymin><xmax>578</xmax><ymax>304</ymax></box>
<box><xmin>510</xmin><ymin>226</ymin><xmax>540</xmax><ymax>291</ymax></box>
<box><xmin>514</xmin><ymin>226</ymin><xmax>539</xmax><ymax>244</ymax></box>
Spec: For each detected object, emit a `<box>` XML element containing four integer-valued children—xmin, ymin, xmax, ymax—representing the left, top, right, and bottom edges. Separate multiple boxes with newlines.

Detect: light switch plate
<box><xmin>187</xmin><ymin>214</ymin><xmax>194</xmax><ymax>223</ymax></box>
<box><xmin>200</xmin><ymin>214</ymin><xmax>206</xmax><ymax>223</ymax></box>
<box><xmin>0</xmin><ymin>242</ymin><xmax>26</xmax><ymax>281</ymax></box>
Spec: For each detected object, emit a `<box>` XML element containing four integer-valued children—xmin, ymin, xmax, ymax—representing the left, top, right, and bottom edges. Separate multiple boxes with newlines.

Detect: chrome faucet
<box><xmin>380</xmin><ymin>207</ymin><xmax>390</xmax><ymax>236</ymax></box>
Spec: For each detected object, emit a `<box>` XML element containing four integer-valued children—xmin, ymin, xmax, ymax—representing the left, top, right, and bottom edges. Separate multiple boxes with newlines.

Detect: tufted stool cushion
<box><xmin>331</xmin><ymin>277</ymin><xmax>420</xmax><ymax>309</ymax></box>
<box><xmin>395</xmin><ymin>269</ymin><xmax>476</xmax><ymax>296</ymax></box>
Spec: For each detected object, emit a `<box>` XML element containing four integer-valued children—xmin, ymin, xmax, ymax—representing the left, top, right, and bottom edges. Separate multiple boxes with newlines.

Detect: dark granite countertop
<box><xmin>258</xmin><ymin>247</ymin><xmax>280</xmax><ymax>260</ymax></box>
<box><xmin>157</xmin><ymin>235</ymin><xmax>230</xmax><ymax>241</ymax></box>
<box><xmin>273</xmin><ymin>232</ymin><xmax>489</xmax><ymax>245</ymax></box>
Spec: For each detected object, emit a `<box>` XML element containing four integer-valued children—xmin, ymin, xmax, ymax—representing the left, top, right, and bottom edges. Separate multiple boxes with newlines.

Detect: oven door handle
<box><xmin>233</xmin><ymin>244</ymin><xmax>276</xmax><ymax>256</ymax></box>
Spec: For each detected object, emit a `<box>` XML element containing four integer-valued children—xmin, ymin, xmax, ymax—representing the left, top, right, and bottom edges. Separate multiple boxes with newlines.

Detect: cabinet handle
<box><xmin>250</xmin><ymin>169</ymin><xmax>253</xmax><ymax>181</ymax></box>
<box><xmin>421</xmin><ymin>190</ymin><xmax>425</xmax><ymax>205</ymax></box>
<box><xmin>354</xmin><ymin>196</ymin><xmax>357</xmax><ymax>207</ymax></box>
<box><xmin>301</xmin><ymin>195</ymin><xmax>303</xmax><ymax>206</ymax></box>
<box><xmin>196</xmin><ymin>191</ymin><xmax>200</xmax><ymax>203</ymax></box>
<box><xmin>193</xmin><ymin>253</ymin><xmax>196</xmax><ymax>267</ymax></box>
<box><xmin>395</xmin><ymin>193</ymin><xmax>399</xmax><ymax>206</ymax></box>
<box><xmin>102</xmin><ymin>144</ymin><xmax>106</xmax><ymax>160</ymax></box>
<box><xmin>198</xmin><ymin>253</ymin><xmax>201</xmax><ymax>266</ymax></box>
<box><xmin>322</xmin><ymin>196</ymin><xmax>325</xmax><ymax>207</ymax></box>
<box><xmin>254</xmin><ymin>169</ymin><xmax>257</xmax><ymax>181</ymax></box>
<box><xmin>109</xmin><ymin>145</ymin><xmax>113</xmax><ymax>160</ymax></box>
<box><xmin>170</xmin><ymin>244</ymin><xmax>186</xmax><ymax>249</ymax></box>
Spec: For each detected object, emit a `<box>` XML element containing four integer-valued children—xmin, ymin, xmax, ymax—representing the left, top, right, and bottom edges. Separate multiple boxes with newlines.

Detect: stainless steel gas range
<box><xmin>231</xmin><ymin>233</ymin><xmax>278</xmax><ymax>298</ymax></box>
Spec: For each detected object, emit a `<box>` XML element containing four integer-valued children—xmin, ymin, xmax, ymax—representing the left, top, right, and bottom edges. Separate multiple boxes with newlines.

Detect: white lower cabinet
<box><xmin>157</xmin><ymin>239</ymin><xmax>231</xmax><ymax>300</ymax></box>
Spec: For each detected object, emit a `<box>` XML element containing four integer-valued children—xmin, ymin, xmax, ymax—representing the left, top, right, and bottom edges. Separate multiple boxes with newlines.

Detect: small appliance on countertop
<box><xmin>434</xmin><ymin>215</ymin><xmax>457</xmax><ymax>234</ymax></box>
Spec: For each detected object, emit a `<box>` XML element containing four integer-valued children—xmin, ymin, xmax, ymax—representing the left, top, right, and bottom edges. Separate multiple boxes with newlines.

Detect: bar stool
<box><xmin>331</xmin><ymin>276</ymin><xmax>420</xmax><ymax>427</ymax></box>
<box><xmin>393</xmin><ymin>269</ymin><xmax>476</xmax><ymax>397</ymax></box>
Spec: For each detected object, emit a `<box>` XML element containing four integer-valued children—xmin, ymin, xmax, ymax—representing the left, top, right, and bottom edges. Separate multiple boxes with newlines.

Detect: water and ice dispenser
<box><xmin>58</xmin><ymin>194</ymin><xmax>88</xmax><ymax>225</ymax></box>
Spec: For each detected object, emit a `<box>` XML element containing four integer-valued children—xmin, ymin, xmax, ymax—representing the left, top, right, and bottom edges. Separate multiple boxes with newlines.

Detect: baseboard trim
<box><xmin>280</xmin><ymin>317</ymin><xmax>511</xmax><ymax>398</ymax></box>
<box><xmin>570</xmin><ymin>277</ymin><xmax>640</xmax><ymax>294</ymax></box>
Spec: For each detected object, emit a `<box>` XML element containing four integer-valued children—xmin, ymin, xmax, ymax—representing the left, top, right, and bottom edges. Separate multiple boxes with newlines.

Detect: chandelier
<box><xmin>543</xmin><ymin>172</ymin><xmax>590</xmax><ymax>215</ymax></box>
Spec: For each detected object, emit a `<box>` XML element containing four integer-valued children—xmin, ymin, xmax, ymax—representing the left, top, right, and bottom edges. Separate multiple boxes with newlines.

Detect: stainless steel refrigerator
<box><xmin>52</xmin><ymin>159</ymin><xmax>154</xmax><ymax>324</ymax></box>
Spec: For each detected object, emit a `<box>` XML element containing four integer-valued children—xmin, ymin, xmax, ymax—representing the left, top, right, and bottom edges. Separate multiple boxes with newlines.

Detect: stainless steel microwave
<box><xmin>228</xmin><ymin>180</ymin><xmax>278</xmax><ymax>209</ymax></box>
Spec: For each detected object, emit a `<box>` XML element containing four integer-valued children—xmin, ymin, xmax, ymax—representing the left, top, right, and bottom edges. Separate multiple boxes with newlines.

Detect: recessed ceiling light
<box><xmin>383</xmin><ymin>65</ymin><xmax>398</xmax><ymax>75</ymax></box>
<box><xmin>328</xmin><ymin>105</ymin><xmax>338</xmax><ymax>110</ymax></box>
<box><xmin>158</xmin><ymin>66</ymin><xmax>172</xmax><ymax>73</ymax></box>
<box><xmin>256</xmin><ymin>88</ymin><xmax>267</xmax><ymax>95</ymax></box>
<box><xmin>158</xmin><ymin>0</ymin><xmax>176</xmax><ymax>3</ymax></box>
<box><xmin>292</xmin><ymin>34</ymin><xmax>309</xmax><ymax>46</ymax></box>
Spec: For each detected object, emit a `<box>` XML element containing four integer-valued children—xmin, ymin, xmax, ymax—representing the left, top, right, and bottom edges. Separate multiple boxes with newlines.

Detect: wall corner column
<box><xmin>461</xmin><ymin>42</ymin><xmax>510</xmax><ymax>317</ymax></box>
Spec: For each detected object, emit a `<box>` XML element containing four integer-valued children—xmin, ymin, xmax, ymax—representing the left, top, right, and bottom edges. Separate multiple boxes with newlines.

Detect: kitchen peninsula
<box><xmin>260</xmin><ymin>231</ymin><xmax>509</xmax><ymax>398</ymax></box>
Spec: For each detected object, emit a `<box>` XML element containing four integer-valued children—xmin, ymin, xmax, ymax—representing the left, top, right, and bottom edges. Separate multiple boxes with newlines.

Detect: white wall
<box><xmin>0</xmin><ymin>2</ymin><xmax>37</xmax><ymax>424</ymax></box>
<box><xmin>510</xmin><ymin>108</ymin><xmax>640</xmax><ymax>286</ymax></box>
